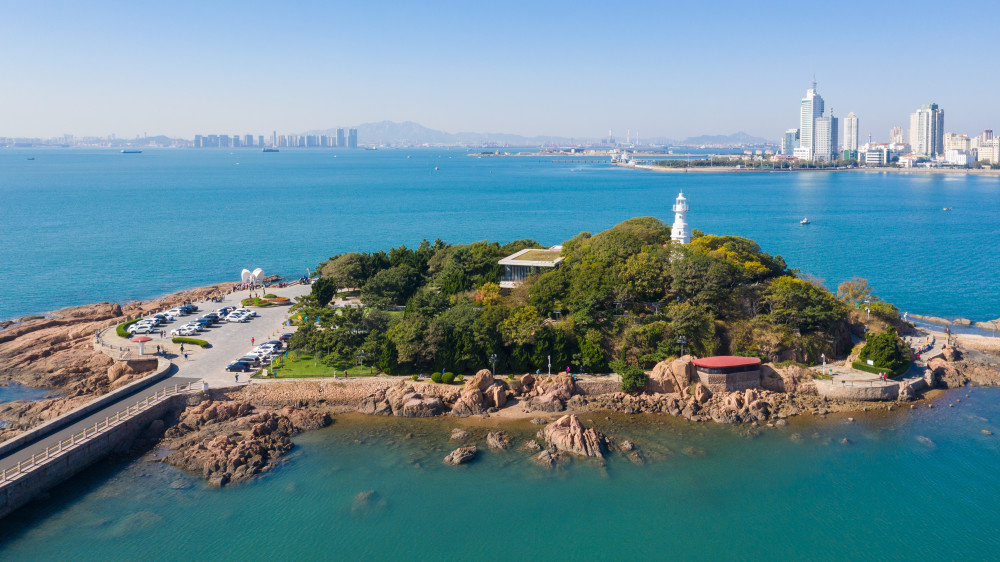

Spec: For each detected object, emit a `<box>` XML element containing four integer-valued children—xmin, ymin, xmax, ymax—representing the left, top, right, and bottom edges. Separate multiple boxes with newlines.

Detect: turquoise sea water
<box><xmin>1</xmin><ymin>149</ymin><xmax>998</xmax><ymax>322</ymax></box>
<box><xmin>2</xmin><ymin>391</ymin><xmax>1000</xmax><ymax>559</ymax></box>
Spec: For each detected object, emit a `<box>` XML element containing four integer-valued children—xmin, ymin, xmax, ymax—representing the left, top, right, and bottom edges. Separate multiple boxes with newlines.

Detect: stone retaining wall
<box><xmin>697</xmin><ymin>370</ymin><xmax>761</xmax><ymax>393</ymax></box>
<box><xmin>575</xmin><ymin>380</ymin><xmax>620</xmax><ymax>395</ymax></box>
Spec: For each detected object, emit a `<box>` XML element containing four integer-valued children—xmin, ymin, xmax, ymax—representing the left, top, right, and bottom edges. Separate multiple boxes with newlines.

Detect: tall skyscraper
<box><xmin>843</xmin><ymin>112</ymin><xmax>859</xmax><ymax>152</ymax></box>
<box><xmin>781</xmin><ymin>129</ymin><xmax>799</xmax><ymax>155</ymax></box>
<box><xmin>909</xmin><ymin>103</ymin><xmax>944</xmax><ymax>156</ymax></box>
<box><xmin>793</xmin><ymin>81</ymin><xmax>824</xmax><ymax>161</ymax></box>
<box><xmin>244</xmin><ymin>134</ymin><xmax>254</xmax><ymax>147</ymax></box>
<box><xmin>336</xmin><ymin>128</ymin><xmax>346</xmax><ymax>148</ymax></box>
<box><xmin>814</xmin><ymin>113</ymin><xmax>839</xmax><ymax>161</ymax></box>
<box><xmin>347</xmin><ymin>128</ymin><xmax>358</xmax><ymax>148</ymax></box>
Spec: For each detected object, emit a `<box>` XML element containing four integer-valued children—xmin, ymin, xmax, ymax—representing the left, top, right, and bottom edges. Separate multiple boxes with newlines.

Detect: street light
<box><xmin>547</xmin><ymin>354</ymin><xmax>551</xmax><ymax>377</ymax></box>
<box><xmin>489</xmin><ymin>353</ymin><xmax>498</xmax><ymax>376</ymax></box>
<box><xmin>677</xmin><ymin>335</ymin><xmax>688</xmax><ymax>357</ymax></box>
<box><xmin>356</xmin><ymin>349</ymin><xmax>366</xmax><ymax>376</ymax></box>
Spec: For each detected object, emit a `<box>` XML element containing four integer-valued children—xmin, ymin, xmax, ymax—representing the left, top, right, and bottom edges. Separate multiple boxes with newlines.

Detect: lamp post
<box><xmin>356</xmin><ymin>349</ymin><xmax>366</xmax><ymax>376</ymax></box>
<box><xmin>547</xmin><ymin>355</ymin><xmax>551</xmax><ymax>377</ymax></box>
<box><xmin>677</xmin><ymin>335</ymin><xmax>688</xmax><ymax>357</ymax></box>
<box><xmin>821</xmin><ymin>353</ymin><xmax>826</xmax><ymax>369</ymax></box>
<box><xmin>489</xmin><ymin>353</ymin><xmax>497</xmax><ymax>376</ymax></box>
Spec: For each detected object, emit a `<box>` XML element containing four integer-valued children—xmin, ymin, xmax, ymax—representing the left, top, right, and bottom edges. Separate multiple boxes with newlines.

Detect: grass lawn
<box><xmin>257</xmin><ymin>354</ymin><xmax>382</xmax><ymax>379</ymax></box>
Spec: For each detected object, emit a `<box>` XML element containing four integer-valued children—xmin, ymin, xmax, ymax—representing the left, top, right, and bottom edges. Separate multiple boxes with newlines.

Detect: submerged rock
<box><xmin>486</xmin><ymin>430</ymin><xmax>512</xmax><ymax>450</ymax></box>
<box><xmin>541</xmin><ymin>414</ymin><xmax>605</xmax><ymax>458</ymax></box>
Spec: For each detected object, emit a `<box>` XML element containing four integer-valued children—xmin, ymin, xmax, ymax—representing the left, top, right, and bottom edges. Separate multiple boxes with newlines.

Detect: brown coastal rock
<box><xmin>541</xmin><ymin>414</ymin><xmax>605</xmax><ymax>458</ymax></box>
<box><xmin>443</xmin><ymin>446</ymin><xmax>478</xmax><ymax>465</ymax></box>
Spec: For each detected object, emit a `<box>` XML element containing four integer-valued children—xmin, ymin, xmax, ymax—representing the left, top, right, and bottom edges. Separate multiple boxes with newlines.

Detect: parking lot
<box><xmin>130</xmin><ymin>282</ymin><xmax>312</xmax><ymax>387</ymax></box>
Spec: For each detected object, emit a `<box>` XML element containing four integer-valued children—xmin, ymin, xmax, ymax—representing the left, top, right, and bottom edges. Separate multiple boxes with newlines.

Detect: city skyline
<box><xmin>2</xmin><ymin>1</ymin><xmax>999</xmax><ymax>141</ymax></box>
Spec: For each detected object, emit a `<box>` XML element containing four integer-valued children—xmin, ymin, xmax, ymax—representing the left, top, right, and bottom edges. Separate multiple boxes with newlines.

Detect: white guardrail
<box><xmin>0</xmin><ymin>381</ymin><xmax>199</xmax><ymax>484</ymax></box>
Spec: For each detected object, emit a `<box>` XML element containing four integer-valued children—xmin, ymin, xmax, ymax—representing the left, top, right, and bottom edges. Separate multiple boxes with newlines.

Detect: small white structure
<box><xmin>498</xmin><ymin>246</ymin><xmax>564</xmax><ymax>289</ymax></box>
<box><xmin>670</xmin><ymin>191</ymin><xmax>690</xmax><ymax>244</ymax></box>
<box><xmin>240</xmin><ymin>268</ymin><xmax>265</xmax><ymax>285</ymax></box>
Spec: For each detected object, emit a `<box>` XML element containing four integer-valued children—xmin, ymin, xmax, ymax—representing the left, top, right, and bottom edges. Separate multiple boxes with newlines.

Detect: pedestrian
<box><xmin>251</xmin><ymin>337</ymin><xmax>255</xmax><ymax>345</ymax></box>
<box><xmin>183</xmin><ymin>352</ymin><xmax>188</xmax><ymax>360</ymax></box>
<box><xmin>180</xmin><ymin>343</ymin><xmax>184</xmax><ymax>353</ymax></box>
<box><xmin>235</xmin><ymin>373</ymin><xmax>239</xmax><ymax>383</ymax></box>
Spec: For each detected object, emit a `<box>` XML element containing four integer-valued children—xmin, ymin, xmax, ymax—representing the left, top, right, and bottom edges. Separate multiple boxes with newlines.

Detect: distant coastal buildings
<box><xmin>193</xmin><ymin>128</ymin><xmax>359</xmax><ymax>149</ymax></box>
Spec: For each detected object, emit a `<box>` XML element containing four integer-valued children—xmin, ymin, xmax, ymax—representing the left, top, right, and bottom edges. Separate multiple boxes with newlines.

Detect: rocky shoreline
<box><xmin>136</xmin><ymin>343</ymin><xmax>1000</xmax><ymax>486</ymax></box>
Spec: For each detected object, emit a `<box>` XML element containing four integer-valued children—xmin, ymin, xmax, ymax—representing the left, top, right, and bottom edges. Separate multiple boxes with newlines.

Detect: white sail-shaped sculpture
<box><xmin>252</xmin><ymin>268</ymin><xmax>264</xmax><ymax>284</ymax></box>
<box><xmin>241</xmin><ymin>269</ymin><xmax>253</xmax><ymax>284</ymax></box>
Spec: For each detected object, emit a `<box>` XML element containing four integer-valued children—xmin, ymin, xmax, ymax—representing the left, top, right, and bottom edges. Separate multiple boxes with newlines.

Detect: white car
<box><xmin>170</xmin><ymin>326</ymin><xmax>199</xmax><ymax>336</ymax></box>
<box><xmin>167</xmin><ymin>308</ymin><xmax>187</xmax><ymax>317</ymax></box>
<box><xmin>132</xmin><ymin>324</ymin><xmax>158</xmax><ymax>335</ymax></box>
<box><xmin>183</xmin><ymin>323</ymin><xmax>204</xmax><ymax>332</ymax></box>
<box><xmin>227</xmin><ymin>314</ymin><xmax>247</xmax><ymax>323</ymax></box>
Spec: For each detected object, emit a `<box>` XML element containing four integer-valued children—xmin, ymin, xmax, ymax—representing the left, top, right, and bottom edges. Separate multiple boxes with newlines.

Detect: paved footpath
<box><xmin>0</xmin><ymin>282</ymin><xmax>310</xmax><ymax>474</ymax></box>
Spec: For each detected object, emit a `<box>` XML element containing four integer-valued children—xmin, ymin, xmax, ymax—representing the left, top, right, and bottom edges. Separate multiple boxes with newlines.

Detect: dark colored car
<box><xmin>238</xmin><ymin>356</ymin><xmax>262</xmax><ymax>367</ymax></box>
<box><xmin>263</xmin><ymin>340</ymin><xmax>283</xmax><ymax>349</ymax></box>
<box><xmin>226</xmin><ymin>361</ymin><xmax>252</xmax><ymax>372</ymax></box>
<box><xmin>278</xmin><ymin>333</ymin><xmax>293</xmax><ymax>342</ymax></box>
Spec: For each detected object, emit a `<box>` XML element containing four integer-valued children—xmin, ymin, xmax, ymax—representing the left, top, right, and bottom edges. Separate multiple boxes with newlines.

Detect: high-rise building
<box><xmin>843</xmin><ymin>112</ymin><xmax>859</xmax><ymax>152</ymax></box>
<box><xmin>348</xmin><ymin>128</ymin><xmax>358</xmax><ymax>148</ymax></box>
<box><xmin>258</xmin><ymin>135</ymin><xmax>265</xmax><ymax>148</ymax></box>
<box><xmin>890</xmin><ymin>126</ymin><xmax>904</xmax><ymax>144</ymax></box>
<box><xmin>793</xmin><ymin>81</ymin><xmax>824</xmax><ymax>160</ymax></box>
<box><xmin>336</xmin><ymin>128</ymin><xmax>346</xmax><ymax>147</ymax></box>
<box><xmin>194</xmin><ymin>135</ymin><xmax>203</xmax><ymax>148</ymax></box>
<box><xmin>781</xmin><ymin>129</ymin><xmax>799</xmax><ymax>155</ymax></box>
<box><xmin>244</xmin><ymin>134</ymin><xmax>254</xmax><ymax>147</ymax></box>
<box><xmin>908</xmin><ymin>103</ymin><xmax>944</xmax><ymax>157</ymax></box>
<box><xmin>814</xmin><ymin>113</ymin><xmax>839</xmax><ymax>161</ymax></box>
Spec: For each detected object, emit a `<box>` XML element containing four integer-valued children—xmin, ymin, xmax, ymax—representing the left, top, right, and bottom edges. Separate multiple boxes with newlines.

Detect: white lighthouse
<box><xmin>670</xmin><ymin>191</ymin><xmax>690</xmax><ymax>244</ymax></box>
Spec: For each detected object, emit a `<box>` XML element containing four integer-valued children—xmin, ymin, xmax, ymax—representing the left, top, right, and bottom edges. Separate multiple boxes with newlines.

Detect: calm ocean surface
<box><xmin>0</xmin><ymin>148</ymin><xmax>998</xmax><ymax>321</ymax></box>
<box><xmin>1</xmin><ymin>149</ymin><xmax>1000</xmax><ymax>558</ymax></box>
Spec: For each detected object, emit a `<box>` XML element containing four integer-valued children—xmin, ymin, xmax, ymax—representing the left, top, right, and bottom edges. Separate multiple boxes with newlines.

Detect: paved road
<box><xmin>0</xmin><ymin>282</ymin><xmax>310</xmax><ymax>474</ymax></box>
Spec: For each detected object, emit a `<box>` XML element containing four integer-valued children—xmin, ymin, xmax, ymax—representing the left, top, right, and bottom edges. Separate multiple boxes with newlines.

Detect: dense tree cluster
<box><xmin>288</xmin><ymin>218</ymin><xmax>852</xmax><ymax>375</ymax></box>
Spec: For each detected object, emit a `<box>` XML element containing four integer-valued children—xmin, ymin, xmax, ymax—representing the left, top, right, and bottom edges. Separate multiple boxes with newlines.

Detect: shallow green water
<box><xmin>2</xmin><ymin>387</ymin><xmax>999</xmax><ymax>560</ymax></box>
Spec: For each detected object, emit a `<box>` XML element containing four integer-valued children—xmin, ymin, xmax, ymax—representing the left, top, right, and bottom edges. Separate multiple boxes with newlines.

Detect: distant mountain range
<box><xmin>304</xmin><ymin>121</ymin><xmax>775</xmax><ymax>147</ymax></box>
<box><xmin>676</xmin><ymin>131</ymin><xmax>773</xmax><ymax>146</ymax></box>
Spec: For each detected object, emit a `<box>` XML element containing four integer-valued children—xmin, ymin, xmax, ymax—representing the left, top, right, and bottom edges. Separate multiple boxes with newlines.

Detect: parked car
<box><xmin>170</xmin><ymin>326</ymin><xmax>198</xmax><ymax>336</ymax></box>
<box><xmin>238</xmin><ymin>356</ymin><xmax>262</xmax><ymax>367</ymax></box>
<box><xmin>278</xmin><ymin>333</ymin><xmax>293</xmax><ymax>342</ymax></box>
<box><xmin>154</xmin><ymin>313</ymin><xmax>174</xmax><ymax>322</ymax></box>
<box><xmin>182</xmin><ymin>323</ymin><xmax>204</xmax><ymax>332</ymax></box>
<box><xmin>226</xmin><ymin>361</ymin><xmax>252</xmax><ymax>372</ymax></box>
<box><xmin>263</xmin><ymin>340</ymin><xmax>283</xmax><ymax>350</ymax></box>
<box><xmin>132</xmin><ymin>324</ymin><xmax>157</xmax><ymax>334</ymax></box>
<box><xmin>167</xmin><ymin>308</ymin><xmax>186</xmax><ymax>317</ymax></box>
<box><xmin>227</xmin><ymin>314</ymin><xmax>247</xmax><ymax>323</ymax></box>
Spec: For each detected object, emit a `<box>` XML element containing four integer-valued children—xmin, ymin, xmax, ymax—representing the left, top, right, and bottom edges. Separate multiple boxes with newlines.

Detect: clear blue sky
<box><xmin>1</xmin><ymin>0</ymin><xmax>997</xmax><ymax>141</ymax></box>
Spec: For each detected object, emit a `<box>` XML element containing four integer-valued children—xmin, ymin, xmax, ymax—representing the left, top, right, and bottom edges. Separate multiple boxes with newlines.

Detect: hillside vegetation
<box><xmin>289</xmin><ymin>218</ymin><xmax>856</xmax><ymax>374</ymax></box>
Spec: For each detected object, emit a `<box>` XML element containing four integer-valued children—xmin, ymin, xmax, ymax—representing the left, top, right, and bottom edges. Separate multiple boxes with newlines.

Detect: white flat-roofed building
<box><xmin>945</xmin><ymin>149</ymin><xmax>972</xmax><ymax>166</ymax></box>
<box><xmin>498</xmin><ymin>246</ymin><xmax>564</xmax><ymax>289</ymax></box>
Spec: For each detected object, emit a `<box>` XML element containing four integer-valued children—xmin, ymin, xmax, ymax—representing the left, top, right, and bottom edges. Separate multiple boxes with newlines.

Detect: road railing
<box><xmin>0</xmin><ymin>381</ymin><xmax>200</xmax><ymax>485</ymax></box>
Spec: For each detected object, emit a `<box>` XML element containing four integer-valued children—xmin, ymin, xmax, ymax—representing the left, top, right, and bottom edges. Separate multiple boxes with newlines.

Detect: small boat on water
<box><xmin>262</xmin><ymin>148</ymin><xmax>279</xmax><ymax>153</ymax></box>
<box><xmin>120</xmin><ymin>149</ymin><xmax>142</xmax><ymax>154</ymax></box>
<box><xmin>942</xmin><ymin>207</ymin><xmax>952</xmax><ymax>211</ymax></box>
<box><xmin>800</xmin><ymin>217</ymin><xmax>811</xmax><ymax>225</ymax></box>
<box><xmin>26</xmin><ymin>157</ymin><xmax>34</xmax><ymax>160</ymax></box>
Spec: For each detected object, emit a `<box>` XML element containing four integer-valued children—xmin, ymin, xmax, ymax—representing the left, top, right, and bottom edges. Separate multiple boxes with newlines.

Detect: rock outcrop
<box><xmin>646</xmin><ymin>356</ymin><xmax>695</xmax><ymax>394</ymax></box>
<box><xmin>357</xmin><ymin>382</ymin><xmax>445</xmax><ymax>417</ymax></box>
<box><xmin>163</xmin><ymin>399</ymin><xmax>331</xmax><ymax>486</ymax></box>
<box><xmin>443</xmin><ymin>446</ymin><xmax>478</xmax><ymax>465</ymax></box>
<box><xmin>540</xmin><ymin>414</ymin><xmax>605</xmax><ymax>458</ymax></box>
<box><xmin>486</xmin><ymin>430</ymin><xmax>512</xmax><ymax>450</ymax></box>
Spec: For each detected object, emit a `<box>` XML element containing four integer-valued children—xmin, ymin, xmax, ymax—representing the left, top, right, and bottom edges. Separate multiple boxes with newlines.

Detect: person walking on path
<box><xmin>251</xmin><ymin>337</ymin><xmax>255</xmax><ymax>346</ymax></box>
<box><xmin>235</xmin><ymin>373</ymin><xmax>239</xmax><ymax>383</ymax></box>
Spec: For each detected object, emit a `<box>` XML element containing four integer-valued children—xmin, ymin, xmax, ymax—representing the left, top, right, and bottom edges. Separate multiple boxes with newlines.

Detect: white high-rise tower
<box><xmin>793</xmin><ymin>80</ymin><xmax>824</xmax><ymax>161</ymax></box>
<box><xmin>670</xmin><ymin>192</ymin><xmax>690</xmax><ymax>244</ymax></box>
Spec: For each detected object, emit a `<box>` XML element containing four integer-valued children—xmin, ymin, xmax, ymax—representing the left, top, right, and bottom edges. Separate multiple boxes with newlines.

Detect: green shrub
<box><xmin>858</xmin><ymin>327</ymin><xmax>909</xmax><ymax>373</ymax></box>
<box><xmin>431</xmin><ymin>371</ymin><xmax>442</xmax><ymax>383</ymax></box>
<box><xmin>117</xmin><ymin>318</ymin><xmax>141</xmax><ymax>338</ymax></box>
<box><xmin>612</xmin><ymin>358</ymin><xmax>647</xmax><ymax>394</ymax></box>
<box><xmin>441</xmin><ymin>372</ymin><xmax>455</xmax><ymax>384</ymax></box>
<box><xmin>241</xmin><ymin>297</ymin><xmax>260</xmax><ymax>307</ymax></box>
<box><xmin>852</xmin><ymin>360</ymin><xmax>909</xmax><ymax>378</ymax></box>
<box><xmin>172</xmin><ymin>337</ymin><xmax>211</xmax><ymax>348</ymax></box>
<box><xmin>456</xmin><ymin>374</ymin><xmax>464</xmax><ymax>382</ymax></box>
<box><xmin>507</xmin><ymin>373</ymin><xmax>515</xmax><ymax>381</ymax></box>
<box><xmin>411</xmin><ymin>374</ymin><xmax>419</xmax><ymax>381</ymax></box>
<box><xmin>263</xmin><ymin>294</ymin><xmax>278</xmax><ymax>299</ymax></box>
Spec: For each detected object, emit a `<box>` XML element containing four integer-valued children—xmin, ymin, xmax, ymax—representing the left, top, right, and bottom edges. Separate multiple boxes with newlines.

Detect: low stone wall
<box><xmin>697</xmin><ymin>369</ymin><xmax>761</xmax><ymax>393</ymax></box>
<box><xmin>814</xmin><ymin>380</ymin><xmax>897</xmax><ymax>401</ymax></box>
<box><xmin>0</xmin><ymin>358</ymin><xmax>174</xmax><ymax>458</ymax></box>
<box><xmin>575</xmin><ymin>380</ymin><xmax>620</xmax><ymax>396</ymax></box>
<box><xmin>0</xmin><ymin>393</ymin><xmax>187</xmax><ymax>520</ymax></box>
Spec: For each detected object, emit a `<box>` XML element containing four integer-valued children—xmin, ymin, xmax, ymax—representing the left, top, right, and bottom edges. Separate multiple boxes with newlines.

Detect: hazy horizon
<box><xmin>2</xmin><ymin>0</ymin><xmax>997</xmax><ymax>143</ymax></box>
